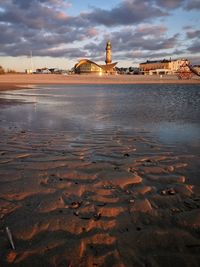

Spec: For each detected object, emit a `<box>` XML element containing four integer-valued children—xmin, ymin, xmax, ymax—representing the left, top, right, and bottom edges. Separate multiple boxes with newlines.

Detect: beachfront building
<box><xmin>139</xmin><ymin>59</ymin><xmax>189</xmax><ymax>75</ymax></box>
<box><xmin>35</xmin><ymin>68</ymin><xmax>51</xmax><ymax>74</ymax></box>
<box><xmin>168</xmin><ymin>59</ymin><xmax>190</xmax><ymax>73</ymax></box>
<box><xmin>74</xmin><ymin>41</ymin><xmax>117</xmax><ymax>74</ymax></box>
<box><xmin>74</xmin><ymin>59</ymin><xmax>117</xmax><ymax>74</ymax></box>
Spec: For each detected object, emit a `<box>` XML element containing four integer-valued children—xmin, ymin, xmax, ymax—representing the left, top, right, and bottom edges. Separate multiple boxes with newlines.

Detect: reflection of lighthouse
<box><xmin>105</xmin><ymin>41</ymin><xmax>112</xmax><ymax>65</ymax></box>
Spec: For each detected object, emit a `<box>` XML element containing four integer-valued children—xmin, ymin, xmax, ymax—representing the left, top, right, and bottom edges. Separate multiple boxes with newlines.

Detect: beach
<box><xmin>0</xmin><ymin>81</ymin><xmax>200</xmax><ymax>267</ymax></box>
<box><xmin>0</xmin><ymin>73</ymin><xmax>200</xmax><ymax>91</ymax></box>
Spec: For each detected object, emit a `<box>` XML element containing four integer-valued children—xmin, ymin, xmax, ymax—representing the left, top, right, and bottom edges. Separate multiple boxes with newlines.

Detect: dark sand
<box><xmin>0</xmin><ymin>82</ymin><xmax>200</xmax><ymax>267</ymax></box>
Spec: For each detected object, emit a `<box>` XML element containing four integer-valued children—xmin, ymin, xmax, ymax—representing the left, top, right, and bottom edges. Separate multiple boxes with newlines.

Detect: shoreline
<box><xmin>0</xmin><ymin>74</ymin><xmax>200</xmax><ymax>91</ymax></box>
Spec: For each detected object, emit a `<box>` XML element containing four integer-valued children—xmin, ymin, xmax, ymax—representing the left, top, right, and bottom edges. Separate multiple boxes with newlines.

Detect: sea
<box><xmin>0</xmin><ymin>84</ymin><xmax>200</xmax><ymax>146</ymax></box>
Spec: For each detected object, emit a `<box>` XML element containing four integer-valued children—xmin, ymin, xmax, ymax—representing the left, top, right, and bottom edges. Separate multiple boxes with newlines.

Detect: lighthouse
<box><xmin>105</xmin><ymin>41</ymin><xmax>112</xmax><ymax>65</ymax></box>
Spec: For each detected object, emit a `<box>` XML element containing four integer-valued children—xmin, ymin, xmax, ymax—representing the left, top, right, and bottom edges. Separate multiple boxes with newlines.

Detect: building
<box><xmin>139</xmin><ymin>59</ymin><xmax>189</xmax><ymax>75</ymax></box>
<box><xmin>168</xmin><ymin>59</ymin><xmax>190</xmax><ymax>73</ymax></box>
<box><xmin>74</xmin><ymin>41</ymin><xmax>117</xmax><ymax>74</ymax></box>
<box><xmin>35</xmin><ymin>68</ymin><xmax>51</xmax><ymax>74</ymax></box>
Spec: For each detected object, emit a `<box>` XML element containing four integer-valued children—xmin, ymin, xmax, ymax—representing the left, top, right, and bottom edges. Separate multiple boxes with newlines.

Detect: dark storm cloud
<box><xmin>82</xmin><ymin>0</ymin><xmax>167</xmax><ymax>26</ymax></box>
<box><xmin>12</xmin><ymin>0</ymin><xmax>70</xmax><ymax>10</ymax></box>
<box><xmin>155</xmin><ymin>0</ymin><xmax>200</xmax><ymax>10</ymax></box>
<box><xmin>12</xmin><ymin>0</ymin><xmax>35</xmax><ymax>9</ymax></box>
<box><xmin>83</xmin><ymin>26</ymin><xmax>179</xmax><ymax>60</ymax></box>
<box><xmin>188</xmin><ymin>43</ymin><xmax>200</xmax><ymax>53</ymax></box>
<box><xmin>0</xmin><ymin>0</ymin><xmax>199</xmax><ymax>61</ymax></box>
<box><xmin>185</xmin><ymin>0</ymin><xmax>200</xmax><ymax>10</ymax></box>
<box><xmin>186</xmin><ymin>30</ymin><xmax>200</xmax><ymax>39</ymax></box>
<box><xmin>110</xmin><ymin>28</ymin><xmax>179</xmax><ymax>52</ymax></box>
<box><xmin>0</xmin><ymin>38</ymin><xmax>87</xmax><ymax>58</ymax></box>
<box><xmin>0</xmin><ymin>0</ymin><xmax>94</xmax><ymax>56</ymax></box>
<box><xmin>0</xmin><ymin>24</ymin><xmax>89</xmax><ymax>56</ymax></box>
<box><xmin>155</xmin><ymin>0</ymin><xmax>185</xmax><ymax>9</ymax></box>
<box><xmin>119</xmin><ymin>49</ymin><xmax>184</xmax><ymax>63</ymax></box>
<box><xmin>0</xmin><ymin>1</ymin><xmax>68</xmax><ymax>29</ymax></box>
<box><xmin>0</xmin><ymin>24</ymin><xmax>21</xmax><ymax>44</ymax></box>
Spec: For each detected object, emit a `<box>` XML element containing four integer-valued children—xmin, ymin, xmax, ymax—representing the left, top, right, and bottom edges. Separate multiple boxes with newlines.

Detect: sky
<box><xmin>0</xmin><ymin>0</ymin><xmax>200</xmax><ymax>71</ymax></box>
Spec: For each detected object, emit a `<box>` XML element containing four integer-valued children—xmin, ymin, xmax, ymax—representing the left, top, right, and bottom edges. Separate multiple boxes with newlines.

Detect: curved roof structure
<box><xmin>75</xmin><ymin>59</ymin><xmax>101</xmax><ymax>69</ymax></box>
<box><xmin>75</xmin><ymin>59</ymin><xmax>117</xmax><ymax>73</ymax></box>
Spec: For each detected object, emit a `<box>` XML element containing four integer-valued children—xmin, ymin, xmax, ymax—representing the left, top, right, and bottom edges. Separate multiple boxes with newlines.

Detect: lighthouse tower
<box><xmin>105</xmin><ymin>41</ymin><xmax>112</xmax><ymax>65</ymax></box>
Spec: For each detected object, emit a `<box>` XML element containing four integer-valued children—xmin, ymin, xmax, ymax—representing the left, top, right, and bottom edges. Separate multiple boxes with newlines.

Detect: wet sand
<box><xmin>0</xmin><ymin>84</ymin><xmax>200</xmax><ymax>267</ymax></box>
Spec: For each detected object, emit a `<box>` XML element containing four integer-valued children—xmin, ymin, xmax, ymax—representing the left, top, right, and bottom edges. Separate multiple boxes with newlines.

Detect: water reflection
<box><xmin>0</xmin><ymin>84</ymin><xmax>200</xmax><ymax>147</ymax></box>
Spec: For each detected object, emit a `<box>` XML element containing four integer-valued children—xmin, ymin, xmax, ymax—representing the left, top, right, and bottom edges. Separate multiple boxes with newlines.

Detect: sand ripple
<box><xmin>0</xmin><ymin>128</ymin><xmax>200</xmax><ymax>266</ymax></box>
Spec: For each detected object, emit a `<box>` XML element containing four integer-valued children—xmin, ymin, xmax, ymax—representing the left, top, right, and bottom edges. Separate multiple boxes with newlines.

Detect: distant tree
<box><xmin>0</xmin><ymin>65</ymin><xmax>5</xmax><ymax>74</ymax></box>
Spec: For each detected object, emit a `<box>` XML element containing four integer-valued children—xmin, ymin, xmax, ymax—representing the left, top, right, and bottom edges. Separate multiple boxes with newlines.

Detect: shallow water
<box><xmin>1</xmin><ymin>84</ymin><xmax>200</xmax><ymax>147</ymax></box>
<box><xmin>1</xmin><ymin>84</ymin><xmax>200</xmax><ymax>266</ymax></box>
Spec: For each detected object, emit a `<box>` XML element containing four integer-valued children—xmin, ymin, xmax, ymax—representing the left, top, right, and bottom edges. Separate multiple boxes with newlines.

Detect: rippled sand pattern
<box><xmin>0</xmin><ymin>84</ymin><xmax>200</xmax><ymax>267</ymax></box>
<box><xmin>0</xmin><ymin>128</ymin><xmax>199</xmax><ymax>266</ymax></box>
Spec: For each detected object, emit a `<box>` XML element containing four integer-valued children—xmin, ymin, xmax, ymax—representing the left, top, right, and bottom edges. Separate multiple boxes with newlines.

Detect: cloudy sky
<box><xmin>0</xmin><ymin>0</ymin><xmax>200</xmax><ymax>71</ymax></box>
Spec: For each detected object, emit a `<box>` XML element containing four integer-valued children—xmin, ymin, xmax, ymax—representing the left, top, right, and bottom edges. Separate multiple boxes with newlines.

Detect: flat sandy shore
<box><xmin>0</xmin><ymin>79</ymin><xmax>200</xmax><ymax>267</ymax></box>
<box><xmin>0</xmin><ymin>124</ymin><xmax>200</xmax><ymax>266</ymax></box>
<box><xmin>0</xmin><ymin>73</ymin><xmax>200</xmax><ymax>91</ymax></box>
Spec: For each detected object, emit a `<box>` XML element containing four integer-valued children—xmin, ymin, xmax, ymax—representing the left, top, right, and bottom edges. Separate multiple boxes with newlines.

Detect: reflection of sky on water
<box><xmin>148</xmin><ymin>122</ymin><xmax>200</xmax><ymax>146</ymax></box>
<box><xmin>0</xmin><ymin>84</ymin><xmax>200</xmax><ymax>148</ymax></box>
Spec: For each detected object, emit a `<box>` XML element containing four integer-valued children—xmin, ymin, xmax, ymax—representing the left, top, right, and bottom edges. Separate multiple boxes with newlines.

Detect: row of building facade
<box><xmin>25</xmin><ymin>41</ymin><xmax>199</xmax><ymax>75</ymax></box>
<box><xmin>139</xmin><ymin>59</ymin><xmax>190</xmax><ymax>75</ymax></box>
<box><xmin>74</xmin><ymin>41</ymin><xmax>193</xmax><ymax>75</ymax></box>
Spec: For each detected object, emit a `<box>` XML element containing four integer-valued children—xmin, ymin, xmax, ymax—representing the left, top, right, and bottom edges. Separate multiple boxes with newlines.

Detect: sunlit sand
<box><xmin>0</xmin><ymin>73</ymin><xmax>200</xmax><ymax>91</ymax></box>
<box><xmin>0</xmin><ymin>83</ymin><xmax>200</xmax><ymax>266</ymax></box>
